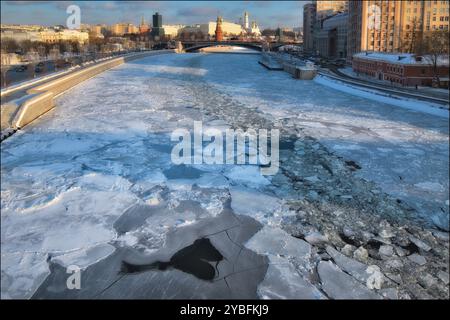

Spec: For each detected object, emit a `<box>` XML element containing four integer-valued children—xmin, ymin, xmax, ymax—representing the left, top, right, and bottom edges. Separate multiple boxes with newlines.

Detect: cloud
<box><xmin>176</xmin><ymin>7</ymin><xmax>219</xmax><ymax>18</ymax></box>
<box><xmin>4</xmin><ymin>1</ymin><xmax>52</xmax><ymax>5</ymax></box>
<box><xmin>1</xmin><ymin>1</ymin><xmax>304</xmax><ymax>28</ymax></box>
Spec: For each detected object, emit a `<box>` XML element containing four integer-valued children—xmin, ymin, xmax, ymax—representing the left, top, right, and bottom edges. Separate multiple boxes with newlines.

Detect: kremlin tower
<box><xmin>215</xmin><ymin>16</ymin><xmax>223</xmax><ymax>42</ymax></box>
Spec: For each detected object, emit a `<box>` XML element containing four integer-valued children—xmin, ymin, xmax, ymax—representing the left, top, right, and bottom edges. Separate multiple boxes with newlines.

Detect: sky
<box><xmin>1</xmin><ymin>1</ymin><xmax>310</xmax><ymax>29</ymax></box>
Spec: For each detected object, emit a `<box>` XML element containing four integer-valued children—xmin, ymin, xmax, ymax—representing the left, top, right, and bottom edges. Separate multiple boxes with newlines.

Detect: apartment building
<box><xmin>303</xmin><ymin>3</ymin><xmax>316</xmax><ymax>52</ymax></box>
<box><xmin>347</xmin><ymin>0</ymin><xmax>450</xmax><ymax>61</ymax></box>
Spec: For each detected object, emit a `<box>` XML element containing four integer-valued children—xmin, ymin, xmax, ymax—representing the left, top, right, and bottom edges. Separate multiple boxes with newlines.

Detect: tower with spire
<box><xmin>244</xmin><ymin>11</ymin><xmax>249</xmax><ymax>29</ymax></box>
<box><xmin>215</xmin><ymin>16</ymin><xmax>223</xmax><ymax>41</ymax></box>
<box><xmin>139</xmin><ymin>16</ymin><xmax>149</xmax><ymax>34</ymax></box>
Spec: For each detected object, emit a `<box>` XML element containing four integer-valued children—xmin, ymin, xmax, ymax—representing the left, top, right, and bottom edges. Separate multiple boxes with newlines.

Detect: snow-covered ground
<box><xmin>314</xmin><ymin>75</ymin><xmax>449</xmax><ymax>118</ymax></box>
<box><xmin>1</xmin><ymin>53</ymin><xmax>448</xmax><ymax>298</ymax></box>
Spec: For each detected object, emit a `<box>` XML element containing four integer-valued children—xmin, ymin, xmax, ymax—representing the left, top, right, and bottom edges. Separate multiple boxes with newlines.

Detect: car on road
<box><xmin>14</xmin><ymin>65</ymin><xmax>27</xmax><ymax>72</ymax></box>
<box><xmin>330</xmin><ymin>58</ymin><xmax>347</xmax><ymax>67</ymax></box>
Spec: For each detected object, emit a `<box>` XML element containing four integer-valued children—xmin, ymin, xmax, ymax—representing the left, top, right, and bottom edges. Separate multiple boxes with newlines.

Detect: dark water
<box><xmin>120</xmin><ymin>238</ymin><xmax>224</xmax><ymax>281</ymax></box>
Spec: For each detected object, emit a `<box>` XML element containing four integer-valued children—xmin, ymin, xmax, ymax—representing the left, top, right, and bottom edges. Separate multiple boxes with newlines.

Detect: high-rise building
<box><xmin>303</xmin><ymin>3</ymin><xmax>316</xmax><ymax>52</ymax></box>
<box><xmin>153</xmin><ymin>12</ymin><xmax>162</xmax><ymax>28</ymax></box>
<box><xmin>347</xmin><ymin>0</ymin><xmax>450</xmax><ymax>61</ymax></box>
<box><xmin>315</xmin><ymin>0</ymin><xmax>348</xmax><ymax>22</ymax></box>
<box><xmin>151</xmin><ymin>12</ymin><xmax>164</xmax><ymax>38</ymax></box>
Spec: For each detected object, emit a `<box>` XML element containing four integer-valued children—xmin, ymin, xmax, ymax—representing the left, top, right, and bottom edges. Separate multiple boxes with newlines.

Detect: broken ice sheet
<box><xmin>229</xmin><ymin>186</ymin><xmax>282</xmax><ymax>223</ymax></box>
<box><xmin>258</xmin><ymin>256</ymin><xmax>325</xmax><ymax>299</ymax></box>
<box><xmin>1</xmin><ymin>251</ymin><xmax>50</xmax><ymax>299</ymax></box>
<box><xmin>50</xmin><ymin>243</ymin><xmax>116</xmax><ymax>269</ymax></box>
<box><xmin>245</xmin><ymin>226</ymin><xmax>311</xmax><ymax>261</ymax></box>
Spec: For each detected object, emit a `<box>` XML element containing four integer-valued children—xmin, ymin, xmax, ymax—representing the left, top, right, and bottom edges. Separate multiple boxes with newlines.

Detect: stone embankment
<box><xmin>260</xmin><ymin>52</ymin><xmax>317</xmax><ymax>80</ymax></box>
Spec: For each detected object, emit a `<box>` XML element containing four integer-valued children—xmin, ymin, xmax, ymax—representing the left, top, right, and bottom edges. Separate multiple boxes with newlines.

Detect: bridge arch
<box><xmin>183</xmin><ymin>42</ymin><xmax>262</xmax><ymax>53</ymax></box>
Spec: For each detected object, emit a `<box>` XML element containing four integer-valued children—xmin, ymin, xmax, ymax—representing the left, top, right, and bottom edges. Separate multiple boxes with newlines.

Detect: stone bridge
<box><xmin>182</xmin><ymin>41</ymin><xmax>263</xmax><ymax>52</ymax></box>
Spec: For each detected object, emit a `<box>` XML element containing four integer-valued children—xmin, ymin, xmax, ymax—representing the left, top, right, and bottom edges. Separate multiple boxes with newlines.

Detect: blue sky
<box><xmin>1</xmin><ymin>1</ymin><xmax>310</xmax><ymax>29</ymax></box>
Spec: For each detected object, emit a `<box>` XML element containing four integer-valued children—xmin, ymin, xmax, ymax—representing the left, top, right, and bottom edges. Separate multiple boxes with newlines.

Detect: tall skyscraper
<box><xmin>303</xmin><ymin>3</ymin><xmax>316</xmax><ymax>52</ymax></box>
<box><xmin>153</xmin><ymin>12</ymin><xmax>162</xmax><ymax>28</ymax></box>
<box><xmin>151</xmin><ymin>12</ymin><xmax>164</xmax><ymax>38</ymax></box>
<box><xmin>347</xmin><ymin>0</ymin><xmax>450</xmax><ymax>61</ymax></box>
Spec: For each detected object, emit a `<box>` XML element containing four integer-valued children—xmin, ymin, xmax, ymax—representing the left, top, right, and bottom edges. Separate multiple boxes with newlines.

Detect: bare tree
<box><xmin>400</xmin><ymin>18</ymin><xmax>422</xmax><ymax>53</ymax></box>
<box><xmin>422</xmin><ymin>30</ymin><xmax>449</xmax><ymax>87</ymax></box>
<box><xmin>408</xmin><ymin>17</ymin><xmax>422</xmax><ymax>54</ymax></box>
<box><xmin>1</xmin><ymin>39</ymin><xmax>19</xmax><ymax>53</ymax></box>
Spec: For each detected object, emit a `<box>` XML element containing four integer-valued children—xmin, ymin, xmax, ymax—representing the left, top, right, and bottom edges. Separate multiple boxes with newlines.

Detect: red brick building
<box><xmin>352</xmin><ymin>52</ymin><xmax>449</xmax><ymax>87</ymax></box>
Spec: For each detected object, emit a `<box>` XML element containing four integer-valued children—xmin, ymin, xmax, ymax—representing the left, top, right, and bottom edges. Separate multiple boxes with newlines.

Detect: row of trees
<box><xmin>401</xmin><ymin>21</ymin><xmax>449</xmax><ymax>58</ymax></box>
<box><xmin>0</xmin><ymin>37</ymin><xmax>146</xmax><ymax>59</ymax></box>
<box><xmin>1</xmin><ymin>39</ymin><xmax>83</xmax><ymax>56</ymax></box>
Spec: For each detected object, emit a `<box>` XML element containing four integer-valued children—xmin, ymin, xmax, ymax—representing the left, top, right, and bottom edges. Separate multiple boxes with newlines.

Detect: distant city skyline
<box><xmin>1</xmin><ymin>1</ymin><xmax>310</xmax><ymax>29</ymax></box>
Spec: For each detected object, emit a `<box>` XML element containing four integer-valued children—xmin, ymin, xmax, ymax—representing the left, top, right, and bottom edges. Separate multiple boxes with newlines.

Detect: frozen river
<box><xmin>1</xmin><ymin>52</ymin><xmax>448</xmax><ymax>299</ymax></box>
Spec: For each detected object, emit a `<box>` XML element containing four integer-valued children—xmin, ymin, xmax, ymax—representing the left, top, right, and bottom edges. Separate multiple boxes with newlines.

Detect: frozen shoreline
<box><xmin>314</xmin><ymin>75</ymin><xmax>449</xmax><ymax>119</ymax></box>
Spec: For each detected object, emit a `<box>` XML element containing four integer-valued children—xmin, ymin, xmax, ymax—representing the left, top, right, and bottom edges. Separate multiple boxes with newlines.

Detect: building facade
<box><xmin>352</xmin><ymin>51</ymin><xmax>449</xmax><ymax>86</ymax></box>
<box><xmin>2</xmin><ymin>28</ymin><xmax>89</xmax><ymax>44</ymax></box>
<box><xmin>303</xmin><ymin>3</ymin><xmax>316</xmax><ymax>52</ymax></box>
<box><xmin>347</xmin><ymin>0</ymin><xmax>450</xmax><ymax>61</ymax></box>
<box><xmin>162</xmin><ymin>25</ymin><xmax>184</xmax><ymax>38</ymax></box>
<box><xmin>111</xmin><ymin>23</ymin><xmax>138</xmax><ymax>36</ymax></box>
<box><xmin>315</xmin><ymin>0</ymin><xmax>348</xmax><ymax>21</ymax></box>
<box><xmin>1</xmin><ymin>29</ymin><xmax>40</xmax><ymax>42</ymax></box>
<box><xmin>315</xmin><ymin>13</ymin><xmax>348</xmax><ymax>59</ymax></box>
<box><xmin>201</xmin><ymin>21</ymin><xmax>243</xmax><ymax>37</ymax></box>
